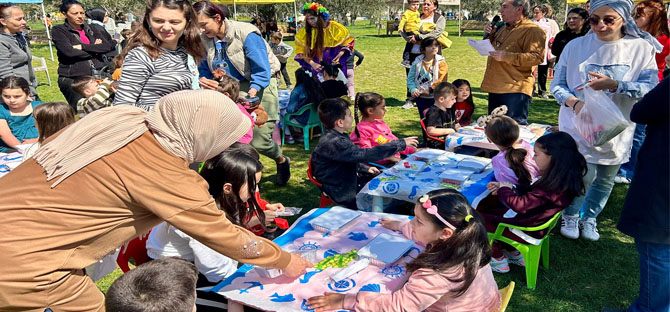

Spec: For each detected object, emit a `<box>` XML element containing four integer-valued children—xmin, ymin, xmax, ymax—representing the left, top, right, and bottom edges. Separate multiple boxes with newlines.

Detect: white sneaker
<box><xmin>614</xmin><ymin>176</ymin><xmax>631</xmax><ymax>184</ymax></box>
<box><xmin>560</xmin><ymin>214</ymin><xmax>580</xmax><ymax>240</ymax></box>
<box><xmin>580</xmin><ymin>218</ymin><xmax>600</xmax><ymax>241</ymax></box>
<box><xmin>401</xmin><ymin>100</ymin><xmax>415</xmax><ymax>109</ymax></box>
<box><xmin>490</xmin><ymin>255</ymin><xmax>510</xmax><ymax>273</ymax></box>
<box><xmin>503</xmin><ymin>250</ymin><xmax>525</xmax><ymax>267</ymax></box>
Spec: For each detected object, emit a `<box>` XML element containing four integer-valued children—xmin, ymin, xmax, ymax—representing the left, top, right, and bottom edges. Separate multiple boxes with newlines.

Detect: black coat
<box><xmin>52</xmin><ymin>21</ymin><xmax>116</xmax><ymax>78</ymax></box>
<box><xmin>618</xmin><ymin>77</ymin><xmax>670</xmax><ymax>245</ymax></box>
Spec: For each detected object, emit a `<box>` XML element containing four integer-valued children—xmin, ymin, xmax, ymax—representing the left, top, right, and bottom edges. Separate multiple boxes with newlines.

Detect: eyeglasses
<box><xmin>588</xmin><ymin>15</ymin><xmax>620</xmax><ymax>26</ymax></box>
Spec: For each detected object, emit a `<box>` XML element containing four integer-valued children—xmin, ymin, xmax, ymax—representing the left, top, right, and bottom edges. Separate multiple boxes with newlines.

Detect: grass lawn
<box><xmin>27</xmin><ymin>21</ymin><xmax>638</xmax><ymax>311</ymax></box>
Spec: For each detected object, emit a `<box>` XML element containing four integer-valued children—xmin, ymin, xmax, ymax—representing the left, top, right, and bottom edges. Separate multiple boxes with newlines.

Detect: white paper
<box><xmin>358</xmin><ymin>233</ymin><xmax>415</xmax><ymax>264</ymax></box>
<box><xmin>330</xmin><ymin>258</ymin><xmax>370</xmax><ymax>282</ymax></box>
<box><xmin>503</xmin><ymin>209</ymin><xmax>518</xmax><ymax>218</ymax></box>
<box><xmin>468</xmin><ymin>38</ymin><xmax>496</xmax><ymax>56</ymax></box>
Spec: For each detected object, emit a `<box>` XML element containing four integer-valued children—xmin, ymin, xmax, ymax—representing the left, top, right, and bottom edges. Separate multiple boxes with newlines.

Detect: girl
<box><xmin>483</xmin><ymin>132</ymin><xmax>586</xmax><ymax>273</ymax></box>
<box><xmin>284</xmin><ymin>68</ymin><xmax>325</xmax><ymax>143</ymax></box>
<box><xmin>407</xmin><ymin>37</ymin><xmax>448</xmax><ymax>121</ymax></box>
<box><xmin>350</xmin><ymin>92</ymin><xmax>416</xmax><ymax>165</ymax></box>
<box><xmin>0</xmin><ymin>76</ymin><xmax>39</xmax><ymax>152</ymax></box>
<box><xmin>114</xmin><ymin>0</ymin><xmax>203</xmax><ymax>111</ymax></box>
<box><xmin>320</xmin><ymin>63</ymin><xmax>348</xmax><ymax>99</ymax></box>
<box><xmin>485</xmin><ymin>115</ymin><xmax>540</xmax><ymax>190</ymax></box>
<box><xmin>307</xmin><ymin>189</ymin><xmax>501</xmax><ymax>312</ymax></box>
<box><xmin>452</xmin><ymin>79</ymin><xmax>475</xmax><ymax>126</ymax></box>
<box><xmin>22</xmin><ymin>102</ymin><xmax>75</xmax><ymax>161</ymax></box>
<box><xmin>532</xmin><ymin>4</ymin><xmax>555</xmax><ymax>99</ymax></box>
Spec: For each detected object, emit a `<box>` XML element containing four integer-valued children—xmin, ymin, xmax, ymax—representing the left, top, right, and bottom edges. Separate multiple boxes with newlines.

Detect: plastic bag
<box><xmin>572</xmin><ymin>86</ymin><xmax>630</xmax><ymax>146</ymax></box>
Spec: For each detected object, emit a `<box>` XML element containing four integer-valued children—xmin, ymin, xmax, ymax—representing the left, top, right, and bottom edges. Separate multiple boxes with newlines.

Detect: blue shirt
<box><xmin>0</xmin><ymin>101</ymin><xmax>40</xmax><ymax>152</ymax></box>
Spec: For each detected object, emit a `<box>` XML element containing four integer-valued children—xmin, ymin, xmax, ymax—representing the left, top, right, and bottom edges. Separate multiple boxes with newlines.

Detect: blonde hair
<box><xmin>33</xmin><ymin>102</ymin><xmax>75</xmax><ymax>143</ymax></box>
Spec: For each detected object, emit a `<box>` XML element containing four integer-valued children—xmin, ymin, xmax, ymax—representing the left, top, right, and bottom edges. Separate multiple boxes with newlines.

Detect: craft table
<box><xmin>207</xmin><ymin>208</ymin><xmax>421</xmax><ymax>312</ymax></box>
<box><xmin>445</xmin><ymin>124</ymin><xmax>550</xmax><ymax>151</ymax></box>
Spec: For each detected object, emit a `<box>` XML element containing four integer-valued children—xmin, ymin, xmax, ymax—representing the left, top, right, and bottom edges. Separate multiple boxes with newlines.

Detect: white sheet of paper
<box><xmin>503</xmin><ymin>209</ymin><xmax>518</xmax><ymax>218</ymax></box>
<box><xmin>468</xmin><ymin>38</ymin><xmax>496</xmax><ymax>56</ymax></box>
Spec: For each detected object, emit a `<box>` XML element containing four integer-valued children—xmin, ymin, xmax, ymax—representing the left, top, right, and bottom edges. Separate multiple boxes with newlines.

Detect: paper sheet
<box><xmin>468</xmin><ymin>38</ymin><xmax>496</xmax><ymax>56</ymax></box>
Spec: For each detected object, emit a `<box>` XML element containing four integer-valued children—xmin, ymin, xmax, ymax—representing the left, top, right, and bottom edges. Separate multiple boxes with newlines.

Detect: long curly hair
<box><xmin>302</xmin><ymin>10</ymin><xmax>326</xmax><ymax>61</ymax></box>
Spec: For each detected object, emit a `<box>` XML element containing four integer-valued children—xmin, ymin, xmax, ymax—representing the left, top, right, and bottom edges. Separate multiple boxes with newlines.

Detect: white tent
<box><xmin>10</xmin><ymin>0</ymin><xmax>54</xmax><ymax>61</ymax></box>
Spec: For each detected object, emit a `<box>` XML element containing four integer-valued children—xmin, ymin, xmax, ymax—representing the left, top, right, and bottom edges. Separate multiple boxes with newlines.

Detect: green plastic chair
<box><xmin>282</xmin><ymin>103</ymin><xmax>323</xmax><ymax>150</ymax></box>
<box><xmin>487</xmin><ymin>212</ymin><xmax>562</xmax><ymax>290</ymax></box>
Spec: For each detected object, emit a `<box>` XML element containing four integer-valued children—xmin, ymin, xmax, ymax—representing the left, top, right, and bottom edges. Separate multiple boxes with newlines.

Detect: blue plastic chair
<box><xmin>282</xmin><ymin>103</ymin><xmax>323</xmax><ymax>150</ymax></box>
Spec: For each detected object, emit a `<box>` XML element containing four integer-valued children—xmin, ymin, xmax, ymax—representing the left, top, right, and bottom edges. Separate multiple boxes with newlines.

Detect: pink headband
<box><xmin>419</xmin><ymin>194</ymin><xmax>473</xmax><ymax>230</ymax></box>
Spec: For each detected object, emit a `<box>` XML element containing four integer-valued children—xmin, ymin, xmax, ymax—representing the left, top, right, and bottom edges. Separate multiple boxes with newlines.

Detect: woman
<box><xmin>52</xmin><ymin>0</ymin><xmax>116</xmax><ymax>109</ymax></box>
<box><xmin>532</xmin><ymin>4</ymin><xmax>554</xmax><ymax>99</ymax></box>
<box><xmin>195</xmin><ymin>1</ymin><xmax>291</xmax><ymax>186</ymax></box>
<box><xmin>113</xmin><ymin>0</ymin><xmax>203</xmax><ymax>111</ymax></box>
<box><xmin>294</xmin><ymin>2</ymin><xmax>354</xmax><ymax>78</ymax></box>
<box><xmin>550</xmin><ymin>0</ymin><xmax>661</xmax><ymax>242</ymax></box>
<box><xmin>85</xmin><ymin>7</ymin><xmax>118</xmax><ymax>71</ymax></box>
<box><xmin>0</xmin><ymin>90</ymin><xmax>310</xmax><ymax>310</ymax></box>
<box><xmin>401</xmin><ymin>0</ymin><xmax>446</xmax><ymax>109</ymax></box>
<box><xmin>0</xmin><ymin>4</ymin><xmax>38</xmax><ymax>100</ymax></box>
<box><xmin>551</xmin><ymin>8</ymin><xmax>589</xmax><ymax>64</ymax></box>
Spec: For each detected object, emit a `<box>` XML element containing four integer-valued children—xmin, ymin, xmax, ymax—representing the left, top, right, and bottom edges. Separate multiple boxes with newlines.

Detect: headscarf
<box><xmin>590</xmin><ymin>0</ymin><xmax>663</xmax><ymax>52</ymax></box>
<box><xmin>34</xmin><ymin>89</ymin><xmax>251</xmax><ymax>188</ymax></box>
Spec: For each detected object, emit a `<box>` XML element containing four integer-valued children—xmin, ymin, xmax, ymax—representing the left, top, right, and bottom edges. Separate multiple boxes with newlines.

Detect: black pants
<box><xmin>279</xmin><ymin>62</ymin><xmax>292</xmax><ymax>87</ymax></box>
<box><xmin>537</xmin><ymin>64</ymin><xmax>549</xmax><ymax>95</ymax></box>
<box><xmin>405</xmin><ymin>52</ymin><xmax>421</xmax><ymax>99</ymax></box>
<box><xmin>402</xmin><ymin>41</ymin><xmax>413</xmax><ymax>63</ymax></box>
<box><xmin>488</xmin><ymin>92</ymin><xmax>531</xmax><ymax>125</ymax></box>
<box><xmin>58</xmin><ymin>76</ymin><xmax>83</xmax><ymax>112</ymax></box>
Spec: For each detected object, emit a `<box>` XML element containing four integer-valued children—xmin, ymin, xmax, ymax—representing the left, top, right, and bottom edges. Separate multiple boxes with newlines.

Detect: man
<box><xmin>481</xmin><ymin>0</ymin><xmax>545</xmax><ymax>125</ymax></box>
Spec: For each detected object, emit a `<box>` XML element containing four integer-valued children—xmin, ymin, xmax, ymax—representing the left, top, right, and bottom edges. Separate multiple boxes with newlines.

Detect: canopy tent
<box><xmin>210</xmin><ymin>0</ymin><xmax>298</xmax><ymax>23</ymax></box>
<box><xmin>9</xmin><ymin>0</ymin><xmax>53</xmax><ymax>61</ymax></box>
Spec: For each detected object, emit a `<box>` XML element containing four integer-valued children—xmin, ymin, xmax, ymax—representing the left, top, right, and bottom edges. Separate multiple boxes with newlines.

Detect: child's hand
<box><xmin>265</xmin><ymin>210</ymin><xmax>277</xmax><ymax>223</ymax></box>
<box><xmin>368</xmin><ymin>166</ymin><xmax>381</xmax><ymax>175</ymax></box>
<box><xmin>386</xmin><ymin>156</ymin><xmax>401</xmax><ymax>163</ymax></box>
<box><xmin>453</xmin><ymin>123</ymin><xmax>461</xmax><ymax>131</ymax></box>
<box><xmin>404</xmin><ymin>136</ymin><xmax>419</xmax><ymax>148</ymax></box>
<box><xmin>380</xmin><ymin>218</ymin><xmax>401</xmax><ymax>231</ymax></box>
<box><xmin>411</xmin><ymin>89</ymin><xmax>422</xmax><ymax>98</ymax></box>
<box><xmin>265</xmin><ymin>203</ymin><xmax>285</xmax><ymax>211</ymax></box>
<box><xmin>486</xmin><ymin>182</ymin><xmax>500</xmax><ymax>195</ymax></box>
<box><xmin>306</xmin><ymin>292</ymin><xmax>345</xmax><ymax>312</ymax></box>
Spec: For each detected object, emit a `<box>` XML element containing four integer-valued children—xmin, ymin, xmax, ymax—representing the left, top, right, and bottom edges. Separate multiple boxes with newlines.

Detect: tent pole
<box><xmin>458</xmin><ymin>1</ymin><xmax>462</xmax><ymax>37</ymax></box>
<box><xmin>294</xmin><ymin>1</ymin><xmax>298</xmax><ymax>30</ymax></box>
<box><xmin>234</xmin><ymin>0</ymin><xmax>237</xmax><ymax>20</ymax></box>
<box><xmin>41</xmin><ymin>2</ymin><xmax>54</xmax><ymax>61</ymax></box>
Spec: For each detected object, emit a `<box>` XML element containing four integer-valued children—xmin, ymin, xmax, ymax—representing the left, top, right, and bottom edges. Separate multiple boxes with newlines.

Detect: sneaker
<box><xmin>490</xmin><ymin>255</ymin><xmax>510</xmax><ymax>273</ymax></box>
<box><xmin>614</xmin><ymin>176</ymin><xmax>631</xmax><ymax>184</ymax></box>
<box><xmin>503</xmin><ymin>250</ymin><xmax>525</xmax><ymax>267</ymax></box>
<box><xmin>286</xmin><ymin>136</ymin><xmax>295</xmax><ymax>144</ymax></box>
<box><xmin>276</xmin><ymin>156</ymin><xmax>291</xmax><ymax>186</ymax></box>
<box><xmin>401</xmin><ymin>100</ymin><xmax>415</xmax><ymax>109</ymax></box>
<box><xmin>581</xmin><ymin>218</ymin><xmax>600</xmax><ymax>241</ymax></box>
<box><xmin>399</xmin><ymin>60</ymin><xmax>411</xmax><ymax>68</ymax></box>
<box><xmin>560</xmin><ymin>214</ymin><xmax>580</xmax><ymax>240</ymax></box>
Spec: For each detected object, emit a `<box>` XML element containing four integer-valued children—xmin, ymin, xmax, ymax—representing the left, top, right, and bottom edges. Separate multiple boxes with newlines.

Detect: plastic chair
<box><xmin>307</xmin><ymin>156</ymin><xmax>334</xmax><ymax>208</ymax></box>
<box><xmin>31</xmin><ymin>56</ymin><xmax>51</xmax><ymax>86</ymax></box>
<box><xmin>282</xmin><ymin>103</ymin><xmax>323</xmax><ymax>150</ymax></box>
<box><xmin>498</xmin><ymin>281</ymin><xmax>515</xmax><ymax>312</ymax></box>
<box><xmin>116</xmin><ymin>230</ymin><xmax>152</xmax><ymax>273</ymax></box>
<box><xmin>420</xmin><ymin>118</ymin><xmax>446</xmax><ymax>143</ymax></box>
<box><xmin>487</xmin><ymin>212</ymin><xmax>562</xmax><ymax>290</ymax></box>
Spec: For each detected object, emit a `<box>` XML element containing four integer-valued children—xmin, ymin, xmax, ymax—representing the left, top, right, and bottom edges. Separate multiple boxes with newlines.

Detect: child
<box><xmin>350</xmin><ymin>92</ymin><xmax>416</xmax><ymax>165</ymax></box>
<box><xmin>311</xmin><ymin>98</ymin><xmax>418</xmax><ymax>209</ymax></box>
<box><xmin>215</xmin><ymin>75</ymin><xmax>254</xmax><ymax>144</ymax></box>
<box><xmin>72</xmin><ymin>76</ymin><xmax>115</xmax><ymax>119</ymax></box>
<box><xmin>22</xmin><ymin>102</ymin><xmax>75</xmax><ymax>161</ymax></box>
<box><xmin>345</xmin><ymin>49</ymin><xmax>364</xmax><ymax>100</ymax></box>
<box><xmin>424</xmin><ymin>82</ymin><xmax>459</xmax><ymax>149</ymax></box>
<box><xmin>320</xmin><ymin>63</ymin><xmax>348</xmax><ymax>99</ymax></box>
<box><xmin>482</xmin><ymin>132</ymin><xmax>586</xmax><ymax>273</ymax></box>
<box><xmin>452</xmin><ymin>79</ymin><xmax>475</xmax><ymax>126</ymax></box>
<box><xmin>269</xmin><ymin>31</ymin><xmax>294</xmax><ymax>89</ymax></box>
<box><xmin>105</xmin><ymin>257</ymin><xmax>199</xmax><ymax>312</ymax></box>
<box><xmin>307</xmin><ymin>189</ymin><xmax>501</xmax><ymax>312</ymax></box>
<box><xmin>0</xmin><ymin>76</ymin><xmax>39</xmax><ymax>152</ymax></box>
<box><xmin>407</xmin><ymin>38</ymin><xmax>449</xmax><ymax>119</ymax></box>
<box><xmin>399</xmin><ymin>0</ymin><xmax>422</xmax><ymax>68</ymax></box>
<box><xmin>285</xmin><ymin>68</ymin><xmax>325</xmax><ymax>143</ymax></box>
<box><xmin>486</xmin><ymin>115</ymin><xmax>540</xmax><ymax>190</ymax></box>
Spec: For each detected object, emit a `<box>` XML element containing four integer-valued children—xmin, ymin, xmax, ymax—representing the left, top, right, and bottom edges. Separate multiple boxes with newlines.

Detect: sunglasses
<box><xmin>588</xmin><ymin>15</ymin><xmax>620</xmax><ymax>26</ymax></box>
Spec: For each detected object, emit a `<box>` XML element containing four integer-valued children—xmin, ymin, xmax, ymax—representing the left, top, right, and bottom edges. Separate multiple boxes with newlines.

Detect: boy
<box><xmin>399</xmin><ymin>0</ymin><xmax>422</xmax><ymax>68</ymax></box>
<box><xmin>311</xmin><ymin>98</ymin><xmax>418</xmax><ymax>209</ymax></box>
<box><xmin>105</xmin><ymin>257</ymin><xmax>198</xmax><ymax>312</ymax></box>
<box><xmin>425</xmin><ymin>82</ymin><xmax>460</xmax><ymax>149</ymax></box>
<box><xmin>269</xmin><ymin>31</ymin><xmax>294</xmax><ymax>89</ymax></box>
<box><xmin>72</xmin><ymin>76</ymin><xmax>115</xmax><ymax>119</ymax></box>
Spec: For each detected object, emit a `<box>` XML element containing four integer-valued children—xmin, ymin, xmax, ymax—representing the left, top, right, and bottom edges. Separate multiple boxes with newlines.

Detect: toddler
<box><xmin>452</xmin><ymin>79</ymin><xmax>475</xmax><ymax>126</ymax></box>
<box><xmin>215</xmin><ymin>75</ymin><xmax>260</xmax><ymax>144</ymax></box>
<box><xmin>486</xmin><ymin>115</ymin><xmax>540</xmax><ymax>190</ymax></box>
<box><xmin>22</xmin><ymin>102</ymin><xmax>75</xmax><ymax>161</ymax></box>
<box><xmin>270</xmin><ymin>31</ymin><xmax>294</xmax><ymax>89</ymax></box>
<box><xmin>399</xmin><ymin>0</ymin><xmax>422</xmax><ymax>67</ymax></box>
<box><xmin>320</xmin><ymin>63</ymin><xmax>348</xmax><ymax>99</ymax></box>
<box><xmin>424</xmin><ymin>82</ymin><xmax>459</xmax><ymax>149</ymax></box>
<box><xmin>72</xmin><ymin>76</ymin><xmax>115</xmax><ymax>119</ymax></box>
<box><xmin>0</xmin><ymin>76</ymin><xmax>39</xmax><ymax>152</ymax></box>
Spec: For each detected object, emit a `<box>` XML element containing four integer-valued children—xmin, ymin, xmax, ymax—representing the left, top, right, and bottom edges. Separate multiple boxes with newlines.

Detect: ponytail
<box><xmin>354</xmin><ymin>92</ymin><xmax>361</xmax><ymax>138</ymax></box>
<box><xmin>352</xmin><ymin>92</ymin><xmax>385</xmax><ymax>138</ymax></box>
<box><xmin>505</xmin><ymin>146</ymin><xmax>531</xmax><ymax>188</ymax></box>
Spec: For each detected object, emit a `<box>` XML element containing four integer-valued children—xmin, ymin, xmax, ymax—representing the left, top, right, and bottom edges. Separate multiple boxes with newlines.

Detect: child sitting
<box><xmin>284</xmin><ymin>68</ymin><xmax>325</xmax><ymax>143</ymax></box>
<box><xmin>312</xmin><ymin>98</ymin><xmax>418</xmax><ymax>209</ymax></box>
<box><xmin>72</xmin><ymin>76</ymin><xmax>115</xmax><ymax>119</ymax></box>
<box><xmin>0</xmin><ymin>76</ymin><xmax>39</xmax><ymax>152</ymax></box>
<box><xmin>308</xmin><ymin>189</ymin><xmax>501</xmax><ymax>311</ymax></box>
<box><xmin>424</xmin><ymin>82</ymin><xmax>459</xmax><ymax>149</ymax></box>
<box><xmin>320</xmin><ymin>63</ymin><xmax>348</xmax><ymax>99</ymax></box>
<box><xmin>106</xmin><ymin>257</ymin><xmax>199</xmax><ymax>312</ymax></box>
<box><xmin>269</xmin><ymin>31</ymin><xmax>294</xmax><ymax>89</ymax></box>
<box><xmin>452</xmin><ymin>79</ymin><xmax>475</xmax><ymax>126</ymax></box>
<box><xmin>407</xmin><ymin>38</ymin><xmax>449</xmax><ymax>118</ymax></box>
<box><xmin>486</xmin><ymin>115</ymin><xmax>540</xmax><ymax>191</ymax></box>
<box><xmin>351</xmin><ymin>92</ymin><xmax>416</xmax><ymax>165</ymax></box>
<box><xmin>399</xmin><ymin>0</ymin><xmax>422</xmax><ymax>68</ymax></box>
<box><xmin>22</xmin><ymin>102</ymin><xmax>75</xmax><ymax>161</ymax></box>
<box><xmin>482</xmin><ymin>132</ymin><xmax>587</xmax><ymax>273</ymax></box>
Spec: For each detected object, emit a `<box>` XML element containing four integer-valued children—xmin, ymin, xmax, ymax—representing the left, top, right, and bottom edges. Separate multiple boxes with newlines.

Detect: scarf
<box><xmin>590</xmin><ymin>0</ymin><xmax>663</xmax><ymax>52</ymax></box>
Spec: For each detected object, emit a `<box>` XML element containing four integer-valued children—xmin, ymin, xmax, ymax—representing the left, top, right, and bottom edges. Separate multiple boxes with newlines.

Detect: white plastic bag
<box><xmin>572</xmin><ymin>86</ymin><xmax>630</xmax><ymax>146</ymax></box>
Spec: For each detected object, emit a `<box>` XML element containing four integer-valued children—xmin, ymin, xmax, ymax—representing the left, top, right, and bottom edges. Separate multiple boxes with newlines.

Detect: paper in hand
<box><xmin>468</xmin><ymin>38</ymin><xmax>496</xmax><ymax>56</ymax></box>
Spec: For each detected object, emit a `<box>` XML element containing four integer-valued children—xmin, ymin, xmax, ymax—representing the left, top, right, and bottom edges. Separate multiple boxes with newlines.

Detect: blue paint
<box><xmin>270</xmin><ymin>292</ymin><xmax>296</xmax><ymax>302</ymax></box>
<box><xmin>238</xmin><ymin>281</ymin><xmax>263</xmax><ymax>294</ymax></box>
<box><xmin>457</xmin><ymin>137</ymin><xmax>463</xmax><ymax>144</ymax></box>
<box><xmin>299</xmin><ymin>270</ymin><xmax>321</xmax><ymax>283</ymax></box>
<box><xmin>347</xmin><ymin>232</ymin><xmax>368</xmax><ymax>241</ymax></box>
<box><xmin>382</xmin><ymin>182</ymin><xmax>400</xmax><ymax>194</ymax></box>
<box><xmin>322</xmin><ymin>230</ymin><xmax>330</xmax><ymax>238</ymax></box>
<box><xmin>301</xmin><ymin>299</ymin><xmax>315</xmax><ymax>312</ymax></box>
<box><xmin>323</xmin><ymin>249</ymin><xmax>339</xmax><ymax>258</ymax></box>
<box><xmin>368</xmin><ymin>178</ymin><xmax>380</xmax><ymax>191</ymax></box>
<box><xmin>402</xmin><ymin>246</ymin><xmax>421</xmax><ymax>258</ymax></box>
<box><xmin>420</xmin><ymin>178</ymin><xmax>433</xmax><ymax>182</ymax></box>
<box><xmin>422</xmin><ymin>166</ymin><xmax>431</xmax><ymax>172</ymax></box>
<box><xmin>298</xmin><ymin>241</ymin><xmax>320</xmax><ymax>251</ymax></box>
<box><xmin>381</xmin><ymin>264</ymin><xmax>404</xmax><ymax>278</ymax></box>
<box><xmin>328</xmin><ymin>278</ymin><xmax>356</xmax><ymax>292</ymax></box>
<box><xmin>368</xmin><ymin>220</ymin><xmax>380</xmax><ymax>227</ymax></box>
<box><xmin>207</xmin><ymin>269</ymin><xmax>249</xmax><ymax>292</ymax></box>
<box><xmin>408</xmin><ymin>185</ymin><xmax>419</xmax><ymax>200</ymax></box>
<box><xmin>359</xmin><ymin>283</ymin><xmax>381</xmax><ymax>293</ymax></box>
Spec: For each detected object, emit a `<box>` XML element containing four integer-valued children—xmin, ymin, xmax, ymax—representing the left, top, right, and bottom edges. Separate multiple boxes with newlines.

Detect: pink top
<box><xmin>343</xmin><ymin>221</ymin><xmax>501</xmax><ymax>312</ymax></box>
<box><xmin>350</xmin><ymin>120</ymin><xmax>416</xmax><ymax>159</ymax></box>
<box><xmin>75</xmin><ymin>29</ymin><xmax>90</xmax><ymax>44</ymax></box>
<box><xmin>492</xmin><ymin>140</ymin><xmax>540</xmax><ymax>185</ymax></box>
<box><xmin>236</xmin><ymin>103</ymin><xmax>253</xmax><ymax>144</ymax></box>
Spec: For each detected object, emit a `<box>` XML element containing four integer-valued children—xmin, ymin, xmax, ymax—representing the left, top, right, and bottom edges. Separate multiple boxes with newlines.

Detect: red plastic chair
<box><xmin>307</xmin><ymin>157</ymin><xmax>334</xmax><ymax>208</ymax></box>
<box><xmin>420</xmin><ymin>118</ymin><xmax>446</xmax><ymax>143</ymax></box>
<box><xmin>116</xmin><ymin>230</ymin><xmax>152</xmax><ymax>273</ymax></box>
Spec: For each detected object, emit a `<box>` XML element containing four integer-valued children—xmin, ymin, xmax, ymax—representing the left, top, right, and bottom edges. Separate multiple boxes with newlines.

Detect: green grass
<box><xmin>28</xmin><ymin>22</ymin><xmax>637</xmax><ymax>311</ymax></box>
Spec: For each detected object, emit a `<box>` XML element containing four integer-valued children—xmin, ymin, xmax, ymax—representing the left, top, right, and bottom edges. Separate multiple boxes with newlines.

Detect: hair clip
<box><xmin>464</xmin><ymin>214</ymin><xmax>473</xmax><ymax>223</ymax></box>
<box><xmin>420</xmin><ymin>196</ymin><xmax>455</xmax><ymax>230</ymax></box>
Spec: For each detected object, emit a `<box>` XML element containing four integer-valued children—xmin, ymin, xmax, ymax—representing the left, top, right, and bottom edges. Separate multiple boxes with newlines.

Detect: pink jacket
<box><xmin>350</xmin><ymin>120</ymin><xmax>415</xmax><ymax>159</ymax></box>
<box><xmin>343</xmin><ymin>221</ymin><xmax>501</xmax><ymax>312</ymax></box>
<box><xmin>236</xmin><ymin>103</ymin><xmax>254</xmax><ymax>144</ymax></box>
<box><xmin>492</xmin><ymin>140</ymin><xmax>540</xmax><ymax>185</ymax></box>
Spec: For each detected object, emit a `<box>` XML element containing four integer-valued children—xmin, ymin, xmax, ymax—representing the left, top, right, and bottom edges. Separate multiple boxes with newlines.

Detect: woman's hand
<box><xmin>582</xmin><ymin>72</ymin><xmax>618</xmax><ymax>92</ymax></box>
<box><xmin>199</xmin><ymin>77</ymin><xmax>219</xmax><ymax>90</ymax></box>
<box><xmin>308</xmin><ymin>60</ymin><xmax>322</xmax><ymax>71</ymax></box>
<box><xmin>332</xmin><ymin>51</ymin><xmax>345</xmax><ymax>64</ymax></box>
<box><xmin>380</xmin><ymin>218</ymin><xmax>401</xmax><ymax>231</ymax></box>
<box><xmin>409</xmin><ymin>36</ymin><xmax>417</xmax><ymax>44</ymax></box>
<box><xmin>283</xmin><ymin>253</ymin><xmax>312</xmax><ymax>278</ymax></box>
<box><xmin>306</xmin><ymin>293</ymin><xmax>345</xmax><ymax>312</ymax></box>
<box><xmin>248</xmin><ymin>88</ymin><xmax>258</xmax><ymax>98</ymax></box>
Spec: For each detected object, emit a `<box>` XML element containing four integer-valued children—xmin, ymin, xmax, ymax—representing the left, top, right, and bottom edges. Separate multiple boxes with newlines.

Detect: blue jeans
<box><xmin>627</xmin><ymin>240</ymin><xmax>670</xmax><ymax>312</ymax></box>
<box><xmin>618</xmin><ymin>124</ymin><xmax>646</xmax><ymax>179</ymax></box>
<box><xmin>564</xmin><ymin>163</ymin><xmax>620</xmax><ymax>219</ymax></box>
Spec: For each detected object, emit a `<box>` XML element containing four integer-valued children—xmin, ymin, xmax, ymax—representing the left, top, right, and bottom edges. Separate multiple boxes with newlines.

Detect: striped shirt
<box><xmin>113</xmin><ymin>46</ymin><xmax>195</xmax><ymax>111</ymax></box>
<box><xmin>76</xmin><ymin>79</ymin><xmax>114</xmax><ymax>119</ymax></box>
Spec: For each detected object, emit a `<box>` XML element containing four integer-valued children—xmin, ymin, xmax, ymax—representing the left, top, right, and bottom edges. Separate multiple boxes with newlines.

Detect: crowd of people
<box><xmin>0</xmin><ymin>0</ymin><xmax>667</xmax><ymax>311</ymax></box>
